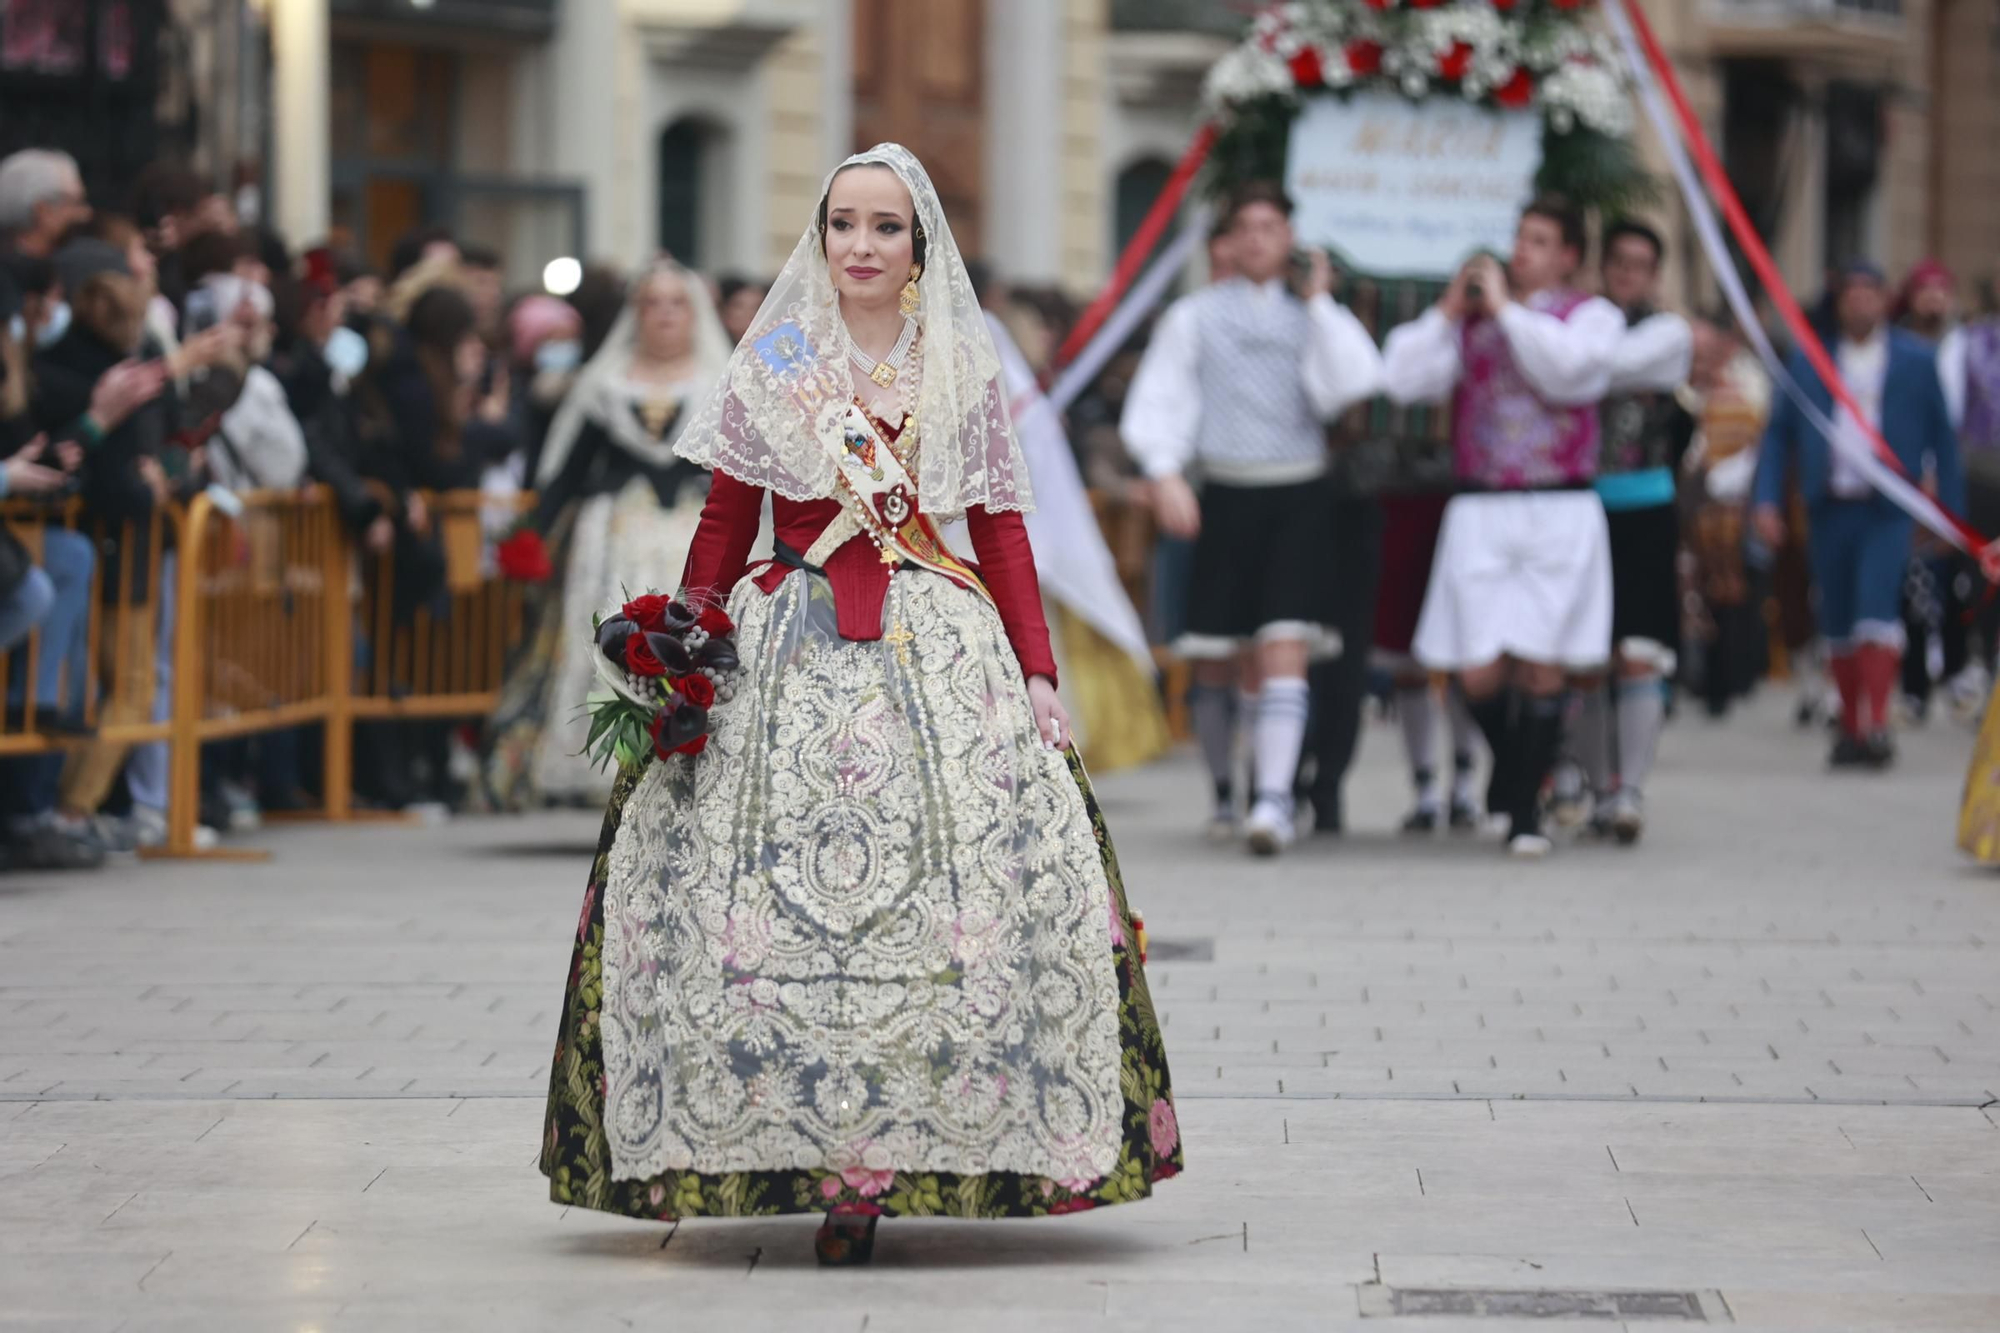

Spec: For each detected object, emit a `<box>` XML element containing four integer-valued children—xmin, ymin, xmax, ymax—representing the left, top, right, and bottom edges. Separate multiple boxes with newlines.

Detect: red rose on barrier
<box><xmin>696</xmin><ymin>605</ymin><xmax>734</xmax><ymax>637</ymax></box>
<box><xmin>1438</xmin><ymin>40</ymin><xmax>1473</xmax><ymax>81</ymax></box>
<box><xmin>1345</xmin><ymin>40</ymin><xmax>1383</xmax><ymax>76</ymax></box>
<box><xmin>626</xmin><ymin>631</ymin><xmax>669</xmax><ymax>677</ymax></box>
<box><xmin>1495</xmin><ymin>67</ymin><xmax>1533</xmax><ymax>108</ymax></box>
<box><xmin>1288</xmin><ymin>46</ymin><xmax>1323</xmax><ymax>89</ymax></box>
<box><xmin>496</xmin><ymin>529</ymin><xmax>552</xmax><ymax>583</ymax></box>
<box><xmin>675</xmin><ymin>674</ymin><xmax>716</xmax><ymax>709</ymax></box>
<box><xmin>622</xmin><ymin>594</ymin><xmax>671</xmax><ymax>632</ymax></box>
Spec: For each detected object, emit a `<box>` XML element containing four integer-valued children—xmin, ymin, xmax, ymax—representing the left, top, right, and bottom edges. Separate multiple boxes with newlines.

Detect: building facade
<box><xmin>55</xmin><ymin>1</ymin><xmax>2000</xmax><ymax>311</ymax></box>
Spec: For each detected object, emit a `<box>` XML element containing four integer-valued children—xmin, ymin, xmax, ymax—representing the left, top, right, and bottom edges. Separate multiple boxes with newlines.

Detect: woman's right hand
<box><xmin>87</xmin><ymin>359</ymin><xmax>169</xmax><ymax>433</ymax></box>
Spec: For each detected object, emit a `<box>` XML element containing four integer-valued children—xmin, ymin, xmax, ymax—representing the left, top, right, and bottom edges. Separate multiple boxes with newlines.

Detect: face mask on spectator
<box><xmin>323</xmin><ymin>323</ymin><xmax>369</xmax><ymax>379</ymax></box>
<box><xmin>534</xmin><ymin>338</ymin><xmax>581</xmax><ymax>374</ymax></box>
<box><xmin>11</xmin><ymin>302</ymin><xmax>70</xmax><ymax>348</ymax></box>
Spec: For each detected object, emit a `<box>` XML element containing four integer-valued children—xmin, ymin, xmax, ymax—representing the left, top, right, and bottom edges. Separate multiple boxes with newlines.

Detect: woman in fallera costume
<box><xmin>482</xmin><ymin>263</ymin><xmax>729</xmax><ymax>810</ymax></box>
<box><xmin>538</xmin><ymin>145</ymin><xmax>1181</xmax><ymax>1265</ymax></box>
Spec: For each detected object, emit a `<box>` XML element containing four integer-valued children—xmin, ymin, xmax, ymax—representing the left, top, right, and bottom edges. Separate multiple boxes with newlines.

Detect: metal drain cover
<box><xmin>1145</xmin><ymin>937</ymin><xmax>1214</xmax><ymax>962</ymax></box>
<box><xmin>1357</xmin><ymin>1287</ymin><xmax>1725</xmax><ymax>1321</ymax></box>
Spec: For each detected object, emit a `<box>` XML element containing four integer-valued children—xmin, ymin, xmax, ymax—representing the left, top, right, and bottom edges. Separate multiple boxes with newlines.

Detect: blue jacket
<box><xmin>1752</xmin><ymin>330</ymin><xmax>1965</xmax><ymax>518</ymax></box>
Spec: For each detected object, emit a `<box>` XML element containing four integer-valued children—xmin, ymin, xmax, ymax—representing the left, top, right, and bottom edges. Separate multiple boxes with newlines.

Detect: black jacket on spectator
<box><xmin>269</xmin><ymin>336</ymin><xmax>384</xmax><ymax>538</ymax></box>
<box><xmin>33</xmin><ymin>325</ymin><xmax>176</xmax><ymax>603</ymax></box>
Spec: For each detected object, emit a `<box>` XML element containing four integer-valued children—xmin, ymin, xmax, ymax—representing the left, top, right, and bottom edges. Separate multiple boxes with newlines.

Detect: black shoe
<box><xmin>814</xmin><ymin>1213</ymin><xmax>879</xmax><ymax>1266</ymax></box>
<box><xmin>1859</xmin><ymin>733</ymin><xmax>1896</xmax><ymax>770</ymax></box>
<box><xmin>1401</xmin><ymin>805</ymin><xmax>1439</xmax><ymax>834</ymax></box>
<box><xmin>1448</xmin><ymin>799</ymin><xmax>1479</xmax><ymax>832</ymax></box>
<box><xmin>3</xmin><ymin>824</ymin><xmax>106</xmax><ymax>871</ymax></box>
<box><xmin>1310</xmin><ymin>792</ymin><xmax>1343</xmax><ymax>837</ymax></box>
<box><xmin>1829</xmin><ymin>734</ymin><xmax>1870</xmax><ymax>768</ymax></box>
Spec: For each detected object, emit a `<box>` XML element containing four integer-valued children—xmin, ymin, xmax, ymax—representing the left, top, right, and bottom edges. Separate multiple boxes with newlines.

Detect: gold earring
<box><xmin>899</xmin><ymin>264</ymin><xmax>922</xmax><ymax>318</ymax></box>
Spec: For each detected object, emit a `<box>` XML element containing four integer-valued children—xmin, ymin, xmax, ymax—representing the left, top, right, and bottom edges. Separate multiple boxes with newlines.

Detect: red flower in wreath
<box><xmin>1495</xmin><ymin>66</ymin><xmax>1534</xmax><ymax>108</ymax></box>
<box><xmin>625</xmin><ymin>631</ymin><xmax>670</xmax><ymax>678</ymax></box>
<box><xmin>1363</xmin><ymin>0</ymin><xmax>1391</xmax><ymax>10</ymax></box>
<box><xmin>1345</xmin><ymin>39</ymin><xmax>1383</xmax><ymax>76</ymax></box>
<box><xmin>674</xmin><ymin>673</ymin><xmax>716</xmax><ymax>709</ymax></box>
<box><xmin>496</xmin><ymin>528</ymin><xmax>552</xmax><ymax>583</ymax></box>
<box><xmin>1409</xmin><ymin>0</ymin><xmax>1445</xmax><ymax>7</ymax></box>
<box><xmin>1437</xmin><ymin>40</ymin><xmax>1473</xmax><ymax>82</ymax></box>
<box><xmin>696</xmin><ymin>605</ymin><xmax>734</xmax><ymax>637</ymax></box>
<box><xmin>621</xmin><ymin>593</ymin><xmax>672</xmax><ymax>633</ymax></box>
<box><xmin>1288</xmin><ymin>46</ymin><xmax>1324</xmax><ymax>89</ymax></box>
<box><xmin>1492</xmin><ymin>0</ymin><xmax>1518</xmax><ymax>8</ymax></box>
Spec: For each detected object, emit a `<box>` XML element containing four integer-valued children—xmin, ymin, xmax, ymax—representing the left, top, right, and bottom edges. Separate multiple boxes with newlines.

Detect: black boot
<box><xmin>1466</xmin><ymin>691</ymin><xmax>1517</xmax><ymax>832</ymax></box>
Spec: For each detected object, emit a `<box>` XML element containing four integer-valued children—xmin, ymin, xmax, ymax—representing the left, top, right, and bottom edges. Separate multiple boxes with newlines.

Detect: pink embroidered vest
<box><xmin>1451</xmin><ymin>290</ymin><xmax>1600</xmax><ymax>489</ymax></box>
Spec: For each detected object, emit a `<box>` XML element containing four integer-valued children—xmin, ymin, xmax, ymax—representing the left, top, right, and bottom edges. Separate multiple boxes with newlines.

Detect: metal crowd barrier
<box><xmin>1</xmin><ymin>488</ymin><xmax>530</xmax><ymax>859</ymax></box>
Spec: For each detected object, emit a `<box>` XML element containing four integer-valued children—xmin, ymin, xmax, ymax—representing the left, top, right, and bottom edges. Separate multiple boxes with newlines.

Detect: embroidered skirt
<box><xmin>539</xmin><ymin>567</ymin><xmax>1181</xmax><ymax>1220</ymax></box>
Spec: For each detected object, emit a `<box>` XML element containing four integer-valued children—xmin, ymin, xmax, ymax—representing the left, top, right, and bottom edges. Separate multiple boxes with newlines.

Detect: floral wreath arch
<box><xmin>1201</xmin><ymin>0</ymin><xmax>1653</xmax><ymax>222</ymax></box>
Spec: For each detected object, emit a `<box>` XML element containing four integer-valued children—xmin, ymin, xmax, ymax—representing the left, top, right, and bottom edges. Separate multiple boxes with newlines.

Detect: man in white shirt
<box><xmin>1121</xmin><ymin>182</ymin><xmax>1383</xmax><ymax>854</ymax></box>
<box><xmin>1565</xmin><ymin>221</ymin><xmax>1693</xmax><ymax>845</ymax></box>
<box><xmin>1382</xmin><ymin>195</ymin><xmax>1622</xmax><ymax>857</ymax></box>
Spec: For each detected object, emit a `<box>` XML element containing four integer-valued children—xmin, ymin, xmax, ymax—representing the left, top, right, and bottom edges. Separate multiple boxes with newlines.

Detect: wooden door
<box><xmin>852</xmin><ymin>0</ymin><xmax>984</xmax><ymax>256</ymax></box>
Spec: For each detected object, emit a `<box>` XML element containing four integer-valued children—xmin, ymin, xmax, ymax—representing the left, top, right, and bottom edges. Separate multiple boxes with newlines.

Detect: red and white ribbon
<box><xmin>1604</xmin><ymin>0</ymin><xmax>1979</xmax><ymax>553</ymax></box>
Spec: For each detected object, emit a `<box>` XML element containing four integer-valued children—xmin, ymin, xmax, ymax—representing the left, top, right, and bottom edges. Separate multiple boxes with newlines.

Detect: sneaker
<box><xmin>1447</xmin><ymin>798</ymin><xmax>1480</xmax><ymax>832</ymax></box>
<box><xmin>1244</xmin><ymin>799</ymin><xmax>1295</xmax><ymax>857</ymax></box>
<box><xmin>1401</xmin><ymin>800</ymin><xmax>1440</xmax><ymax>835</ymax></box>
<box><xmin>1548</xmin><ymin>760</ymin><xmax>1589</xmax><ymax>829</ymax></box>
<box><xmin>1605</xmin><ymin>788</ymin><xmax>1644</xmax><ymax>846</ymax></box>
<box><xmin>1205</xmin><ymin>807</ymin><xmax>1240</xmax><ymax>843</ymax></box>
<box><xmin>6</xmin><ymin>822</ymin><xmax>106</xmax><ymax>871</ymax></box>
<box><xmin>1506</xmin><ymin>831</ymin><xmax>1553</xmax><ymax>858</ymax></box>
<box><xmin>216</xmin><ymin>780</ymin><xmax>262</xmax><ymax>833</ymax></box>
<box><xmin>85</xmin><ymin>814</ymin><xmax>140</xmax><ymax>855</ymax></box>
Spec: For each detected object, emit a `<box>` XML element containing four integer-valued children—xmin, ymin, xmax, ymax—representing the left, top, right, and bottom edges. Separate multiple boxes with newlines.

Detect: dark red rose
<box><xmin>1345</xmin><ymin>39</ymin><xmax>1383</xmax><ymax>77</ymax></box>
<box><xmin>1288</xmin><ymin>46</ymin><xmax>1323</xmax><ymax>89</ymax></box>
<box><xmin>496</xmin><ymin>529</ymin><xmax>552</xmax><ymax>583</ymax></box>
<box><xmin>626</xmin><ymin>631</ymin><xmax>669</xmax><ymax>678</ymax></box>
<box><xmin>1495</xmin><ymin>67</ymin><xmax>1533</xmax><ymax>108</ymax></box>
<box><xmin>1438</xmin><ymin>40</ymin><xmax>1473</xmax><ymax>81</ymax></box>
<box><xmin>622</xmin><ymin>594</ymin><xmax>671</xmax><ymax>633</ymax></box>
<box><xmin>653</xmin><ymin>708</ymin><xmax>709</xmax><ymax>760</ymax></box>
<box><xmin>696</xmin><ymin>605</ymin><xmax>734</xmax><ymax>637</ymax></box>
<box><xmin>674</xmin><ymin>674</ymin><xmax>716</xmax><ymax>709</ymax></box>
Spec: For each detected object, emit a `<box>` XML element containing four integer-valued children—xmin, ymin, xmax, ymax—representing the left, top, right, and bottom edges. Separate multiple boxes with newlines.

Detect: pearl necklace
<box><xmin>845</xmin><ymin>315</ymin><xmax>919</xmax><ymax>388</ymax></box>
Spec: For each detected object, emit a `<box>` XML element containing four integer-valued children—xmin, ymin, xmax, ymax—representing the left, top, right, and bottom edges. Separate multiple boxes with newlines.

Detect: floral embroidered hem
<box><xmin>539</xmin><ymin>753</ymin><xmax>1184</xmax><ymax>1221</ymax></box>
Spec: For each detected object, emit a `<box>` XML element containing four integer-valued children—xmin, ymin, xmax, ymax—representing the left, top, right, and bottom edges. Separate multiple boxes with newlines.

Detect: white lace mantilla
<box><xmin>597</xmin><ymin>569</ymin><xmax>1123</xmax><ymax>1183</ymax></box>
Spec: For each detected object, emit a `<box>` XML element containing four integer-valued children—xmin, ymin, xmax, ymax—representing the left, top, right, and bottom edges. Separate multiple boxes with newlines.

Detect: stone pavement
<box><xmin>1</xmin><ymin>691</ymin><xmax>1996</xmax><ymax>1331</ymax></box>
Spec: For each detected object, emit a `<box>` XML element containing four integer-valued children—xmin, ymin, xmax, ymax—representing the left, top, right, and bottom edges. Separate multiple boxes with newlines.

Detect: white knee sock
<box><xmin>1571</xmin><ymin>686</ymin><xmax>1613</xmax><ymax>797</ymax></box>
<box><xmin>1396</xmin><ymin>684</ymin><xmax>1440</xmax><ymax>808</ymax></box>
<box><xmin>1615</xmin><ymin>675</ymin><xmax>1665</xmax><ymax>796</ymax></box>
<box><xmin>1252</xmin><ymin>678</ymin><xmax>1311</xmax><ymax>810</ymax></box>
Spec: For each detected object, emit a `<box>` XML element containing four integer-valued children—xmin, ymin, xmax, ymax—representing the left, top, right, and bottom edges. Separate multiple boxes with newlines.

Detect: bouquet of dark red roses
<box><xmin>585</xmin><ymin>592</ymin><xmax>741</xmax><ymax>770</ymax></box>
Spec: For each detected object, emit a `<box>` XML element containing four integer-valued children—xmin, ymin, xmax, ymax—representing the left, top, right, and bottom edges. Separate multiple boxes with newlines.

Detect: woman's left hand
<box><xmin>1027</xmin><ymin>675</ymin><xmax>1070</xmax><ymax>751</ymax></box>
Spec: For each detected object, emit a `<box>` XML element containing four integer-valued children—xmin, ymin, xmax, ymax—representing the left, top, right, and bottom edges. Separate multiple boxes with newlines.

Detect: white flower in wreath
<box><xmin>1400</xmin><ymin>69</ymin><xmax>1429</xmax><ymax>99</ymax></box>
<box><xmin>1203</xmin><ymin>43</ymin><xmax>1294</xmax><ymax>109</ymax></box>
<box><xmin>1542</xmin><ymin>59</ymin><xmax>1634</xmax><ymax>138</ymax></box>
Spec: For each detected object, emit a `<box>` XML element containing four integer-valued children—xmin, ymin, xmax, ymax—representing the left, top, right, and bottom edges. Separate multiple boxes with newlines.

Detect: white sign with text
<box><xmin>1285</xmin><ymin>91</ymin><xmax>1542</xmax><ymax>279</ymax></box>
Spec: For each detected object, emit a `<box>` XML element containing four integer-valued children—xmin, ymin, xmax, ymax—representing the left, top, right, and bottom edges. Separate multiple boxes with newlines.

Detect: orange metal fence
<box><xmin>2</xmin><ymin>489</ymin><xmax>530</xmax><ymax>859</ymax></box>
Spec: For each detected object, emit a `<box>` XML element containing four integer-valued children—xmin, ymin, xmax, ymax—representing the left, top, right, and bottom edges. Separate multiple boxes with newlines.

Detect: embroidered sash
<box><xmin>752</xmin><ymin>319</ymin><xmax>992</xmax><ymax>603</ymax></box>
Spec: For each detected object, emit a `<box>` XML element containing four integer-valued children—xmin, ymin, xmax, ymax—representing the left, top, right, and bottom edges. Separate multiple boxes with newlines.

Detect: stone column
<box><xmin>548</xmin><ymin>0</ymin><xmax>623</xmax><ymax>259</ymax></box>
<box><xmin>985</xmin><ymin>0</ymin><xmax>1066</xmax><ymax>284</ymax></box>
<box><xmin>269</xmin><ymin>0</ymin><xmax>330</xmax><ymax>244</ymax></box>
